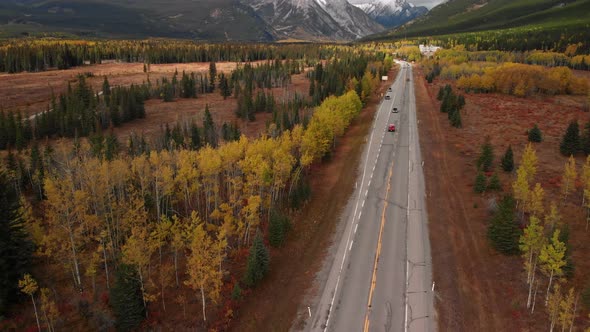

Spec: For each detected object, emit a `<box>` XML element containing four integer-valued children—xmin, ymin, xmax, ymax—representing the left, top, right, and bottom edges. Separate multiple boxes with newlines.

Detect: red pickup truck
<box><xmin>388</xmin><ymin>124</ymin><xmax>396</xmax><ymax>132</ymax></box>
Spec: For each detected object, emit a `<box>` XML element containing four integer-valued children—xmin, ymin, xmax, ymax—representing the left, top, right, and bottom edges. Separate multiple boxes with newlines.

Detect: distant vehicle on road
<box><xmin>388</xmin><ymin>87</ymin><xmax>392</xmax><ymax>92</ymax></box>
<box><xmin>392</xmin><ymin>107</ymin><xmax>398</xmax><ymax>113</ymax></box>
<box><xmin>384</xmin><ymin>95</ymin><xmax>391</xmax><ymax>100</ymax></box>
<box><xmin>388</xmin><ymin>124</ymin><xmax>396</xmax><ymax>132</ymax></box>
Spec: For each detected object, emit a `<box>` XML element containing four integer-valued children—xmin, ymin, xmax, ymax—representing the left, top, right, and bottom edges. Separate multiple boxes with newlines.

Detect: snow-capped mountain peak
<box><xmin>351</xmin><ymin>0</ymin><xmax>427</xmax><ymax>28</ymax></box>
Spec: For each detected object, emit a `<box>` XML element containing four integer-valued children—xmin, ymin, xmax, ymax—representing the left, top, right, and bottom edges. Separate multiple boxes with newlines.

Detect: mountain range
<box><xmin>0</xmin><ymin>0</ymin><xmax>428</xmax><ymax>41</ymax></box>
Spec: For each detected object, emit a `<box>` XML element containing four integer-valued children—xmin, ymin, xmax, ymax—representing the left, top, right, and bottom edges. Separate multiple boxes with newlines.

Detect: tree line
<box><xmin>0</xmin><ymin>40</ymin><xmax>351</xmax><ymax>73</ymax></box>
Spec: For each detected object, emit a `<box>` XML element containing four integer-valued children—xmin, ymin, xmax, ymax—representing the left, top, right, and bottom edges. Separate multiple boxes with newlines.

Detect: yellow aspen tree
<box><xmin>169</xmin><ymin>214</ymin><xmax>185</xmax><ymax>287</ymax></box>
<box><xmin>149</xmin><ymin>150</ymin><xmax>174</xmax><ymax>222</ymax></box>
<box><xmin>561</xmin><ymin>155</ymin><xmax>577</xmax><ymax>203</ymax></box>
<box><xmin>159</xmin><ymin>262</ymin><xmax>174</xmax><ymax>312</ymax></box>
<box><xmin>528</xmin><ymin>183</ymin><xmax>545</xmax><ymax>217</ymax></box>
<box><xmin>513</xmin><ymin>167</ymin><xmax>530</xmax><ymax>216</ymax></box>
<box><xmin>519</xmin><ymin>216</ymin><xmax>546</xmax><ymax>310</ymax></box>
<box><xmin>581</xmin><ymin>155</ymin><xmax>590</xmax><ymax>206</ymax></box>
<box><xmin>185</xmin><ymin>224</ymin><xmax>224</xmax><ymax>323</ymax></box>
<box><xmin>152</xmin><ymin>215</ymin><xmax>172</xmax><ymax>265</ymax></box>
<box><xmin>39</xmin><ymin>288</ymin><xmax>58</xmax><ymax>332</ymax></box>
<box><xmin>85</xmin><ymin>250</ymin><xmax>101</xmax><ymax>297</ymax></box>
<box><xmin>44</xmin><ymin>176</ymin><xmax>83</xmax><ymax>290</ymax></box>
<box><xmin>19</xmin><ymin>274</ymin><xmax>41</xmax><ymax>332</ymax></box>
<box><xmin>197</xmin><ymin>146</ymin><xmax>222</xmax><ymax>219</ymax></box>
<box><xmin>540</xmin><ymin>230</ymin><xmax>567</xmax><ymax>305</ymax></box>
<box><xmin>547</xmin><ymin>283</ymin><xmax>562</xmax><ymax>332</ymax></box>
<box><xmin>558</xmin><ymin>287</ymin><xmax>576</xmax><ymax>332</ymax></box>
<box><xmin>131</xmin><ymin>154</ymin><xmax>151</xmax><ymax>204</ymax></box>
<box><xmin>270</xmin><ymin>143</ymin><xmax>294</xmax><ymax>205</ymax></box>
<box><xmin>521</xmin><ymin>143</ymin><xmax>538</xmax><ymax>183</ymax></box>
<box><xmin>241</xmin><ymin>195</ymin><xmax>262</xmax><ymax>246</ymax></box>
<box><xmin>544</xmin><ymin>203</ymin><xmax>562</xmax><ymax>232</ymax></box>
<box><xmin>122</xmin><ymin>225</ymin><xmax>155</xmax><ymax>316</ymax></box>
<box><xmin>218</xmin><ymin>138</ymin><xmax>247</xmax><ymax>211</ymax></box>
<box><xmin>176</xmin><ymin>149</ymin><xmax>200</xmax><ymax>216</ymax></box>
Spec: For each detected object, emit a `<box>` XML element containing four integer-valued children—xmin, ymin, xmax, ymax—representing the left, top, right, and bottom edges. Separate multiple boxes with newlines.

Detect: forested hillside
<box><xmin>367</xmin><ymin>0</ymin><xmax>590</xmax><ymax>52</ymax></box>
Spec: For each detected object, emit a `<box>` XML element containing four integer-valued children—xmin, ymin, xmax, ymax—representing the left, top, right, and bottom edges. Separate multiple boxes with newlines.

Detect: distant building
<box><xmin>419</xmin><ymin>44</ymin><xmax>441</xmax><ymax>57</ymax></box>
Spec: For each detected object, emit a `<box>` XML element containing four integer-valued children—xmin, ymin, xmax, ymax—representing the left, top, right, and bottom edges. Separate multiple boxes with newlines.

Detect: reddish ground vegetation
<box><xmin>416</xmin><ymin>66</ymin><xmax>590</xmax><ymax>331</ymax></box>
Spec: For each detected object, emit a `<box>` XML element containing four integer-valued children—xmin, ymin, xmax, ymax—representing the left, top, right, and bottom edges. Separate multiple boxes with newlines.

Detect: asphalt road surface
<box><xmin>306</xmin><ymin>61</ymin><xmax>435</xmax><ymax>332</ymax></box>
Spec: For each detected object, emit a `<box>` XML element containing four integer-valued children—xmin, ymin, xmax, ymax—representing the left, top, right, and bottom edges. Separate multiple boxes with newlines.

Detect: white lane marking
<box><xmin>404</xmin><ymin>61</ymin><xmax>413</xmax><ymax>332</ymax></box>
<box><xmin>354</xmin><ymin>223</ymin><xmax>358</xmax><ymax>234</ymax></box>
<box><xmin>368</xmin><ymin>180</ymin><xmax>371</xmax><ymax>187</ymax></box>
<box><xmin>362</xmin><ymin>200</ymin><xmax>365</xmax><ymax>208</ymax></box>
<box><xmin>349</xmin><ymin>241</ymin><xmax>354</xmax><ymax>251</ymax></box>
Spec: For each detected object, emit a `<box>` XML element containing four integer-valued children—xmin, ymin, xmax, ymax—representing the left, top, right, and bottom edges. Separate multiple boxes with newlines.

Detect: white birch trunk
<box><xmin>545</xmin><ymin>270</ymin><xmax>554</xmax><ymax>305</ymax></box>
<box><xmin>531</xmin><ymin>283</ymin><xmax>539</xmax><ymax>314</ymax></box>
<box><xmin>201</xmin><ymin>287</ymin><xmax>207</xmax><ymax>322</ymax></box>
<box><xmin>31</xmin><ymin>295</ymin><xmax>41</xmax><ymax>332</ymax></box>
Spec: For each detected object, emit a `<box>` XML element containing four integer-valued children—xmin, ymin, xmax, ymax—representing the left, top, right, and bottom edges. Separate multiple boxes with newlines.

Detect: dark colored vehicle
<box><xmin>384</xmin><ymin>95</ymin><xmax>391</xmax><ymax>100</ymax></box>
<box><xmin>388</xmin><ymin>87</ymin><xmax>392</xmax><ymax>92</ymax></box>
<box><xmin>388</xmin><ymin>124</ymin><xmax>396</xmax><ymax>132</ymax></box>
<box><xmin>392</xmin><ymin>107</ymin><xmax>398</xmax><ymax>113</ymax></box>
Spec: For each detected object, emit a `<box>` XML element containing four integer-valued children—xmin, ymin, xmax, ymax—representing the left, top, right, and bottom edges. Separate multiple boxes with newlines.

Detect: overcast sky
<box><xmin>348</xmin><ymin>0</ymin><xmax>446</xmax><ymax>10</ymax></box>
<box><xmin>410</xmin><ymin>0</ymin><xmax>445</xmax><ymax>9</ymax></box>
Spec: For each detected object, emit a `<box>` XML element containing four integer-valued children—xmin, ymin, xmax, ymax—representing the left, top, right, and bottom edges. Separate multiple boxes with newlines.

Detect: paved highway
<box><xmin>305</xmin><ymin>61</ymin><xmax>434</xmax><ymax>332</ymax></box>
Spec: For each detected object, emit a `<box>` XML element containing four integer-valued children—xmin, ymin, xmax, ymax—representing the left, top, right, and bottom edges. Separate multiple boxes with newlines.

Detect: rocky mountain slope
<box><xmin>248</xmin><ymin>0</ymin><xmax>384</xmax><ymax>40</ymax></box>
<box><xmin>0</xmin><ymin>0</ymin><xmax>401</xmax><ymax>41</ymax></box>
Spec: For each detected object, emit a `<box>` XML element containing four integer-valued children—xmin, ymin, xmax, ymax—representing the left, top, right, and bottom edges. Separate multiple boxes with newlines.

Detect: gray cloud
<box><xmin>348</xmin><ymin>0</ymin><xmax>445</xmax><ymax>10</ymax></box>
<box><xmin>409</xmin><ymin>0</ymin><xmax>445</xmax><ymax>9</ymax></box>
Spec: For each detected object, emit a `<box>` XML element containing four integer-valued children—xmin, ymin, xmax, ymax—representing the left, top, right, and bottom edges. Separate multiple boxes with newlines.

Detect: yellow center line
<box><xmin>363</xmin><ymin>158</ymin><xmax>395</xmax><ymax>332</ymax></box>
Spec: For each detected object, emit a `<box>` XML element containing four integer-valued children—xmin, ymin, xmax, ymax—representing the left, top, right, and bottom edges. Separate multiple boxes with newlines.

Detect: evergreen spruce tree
<box><xmin>558</xmin><ymin>226</ymin><xmax>575</xmax><ymax>278</ymax></box>
<box><xmin>190</xmin><ymin>123</ymin><xmax>202</xmax><ymax>150</ymax></box>
<box><xmin>219</xmin><ymin>74</ymin><xmax>231</xmax><ymax>99</ymax></box>
<box><xmin>243</xmin><ymin>232</ymin><xmax>270</xmax><ymax>288</ymax></box>
<box><xmin>110</xmin><ymin>264</ymin><xmax>145</xmax><ymax>331</ymax></box>
<box><xmin>437</xmin><ymin>86</ymin><xmax>445</xmax><ymax>100</ymax></box>
<box><xmin>487</xmin><ymin>195</ymin><xmax>521</xmax><ymax>255</ymax></box>
<box><xmin>105</xmin><ymin>133</ymin><xmax>119</xmax><ymax>161</ymax></box>
<box><xmin>501</xmin><ymin>145</ymin><xmax>514</xmax><ymax>172</ymax></box>
<box><xmin>0</xmin><ymin>170</ymin><xmax>33</xmax><ymax>315</ymax></box>
<box><xmin>209</xmin><ymin>62</ymin><xmax>217</xmax><ymax>93</ymax></box>
<box><xmin>477</xmin><ymin>138</ymin><xmax>494</xmax><ymax>172</ymax></box>
<box><xmin>560</xmin><ymin>120</ymin><xmax>580</xmax><ymax>156</ymax></box>
<box><xmin>487</xmin><ymin>173</ymin><xmax>502</xmax><ymax>191</ymax></box>
<box><xmin>450</xmin><ymin>109</ymin><xmax>462</xmax><ymax>128</ymax></box>
<box><xmin>103</xmin><ymin>77</ymin><xmax>111</xmax><ymax>106</ymax></box>
<box><xmin>474</xmin><ymin>171</ymin><xmax>487</xmax><ymax>193</ymax></box>
<box><xmin>528</xmin><ymin>124</ymin><xmax>543</xmax><ymax>142</ymax></box>
<box><xmin>203</xmin><ymin>105</ymin><xmax>217</xmax><ymax>147</ymax></box>
<box><xmin>268</xmin><ymin>210</ymin><xmax>291</xmax><ymax>247</ymax></box>
<box><xmin>231</xmin><ymin>282</ymin><xmax>242</xmax><ymax>301</ymax></box>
